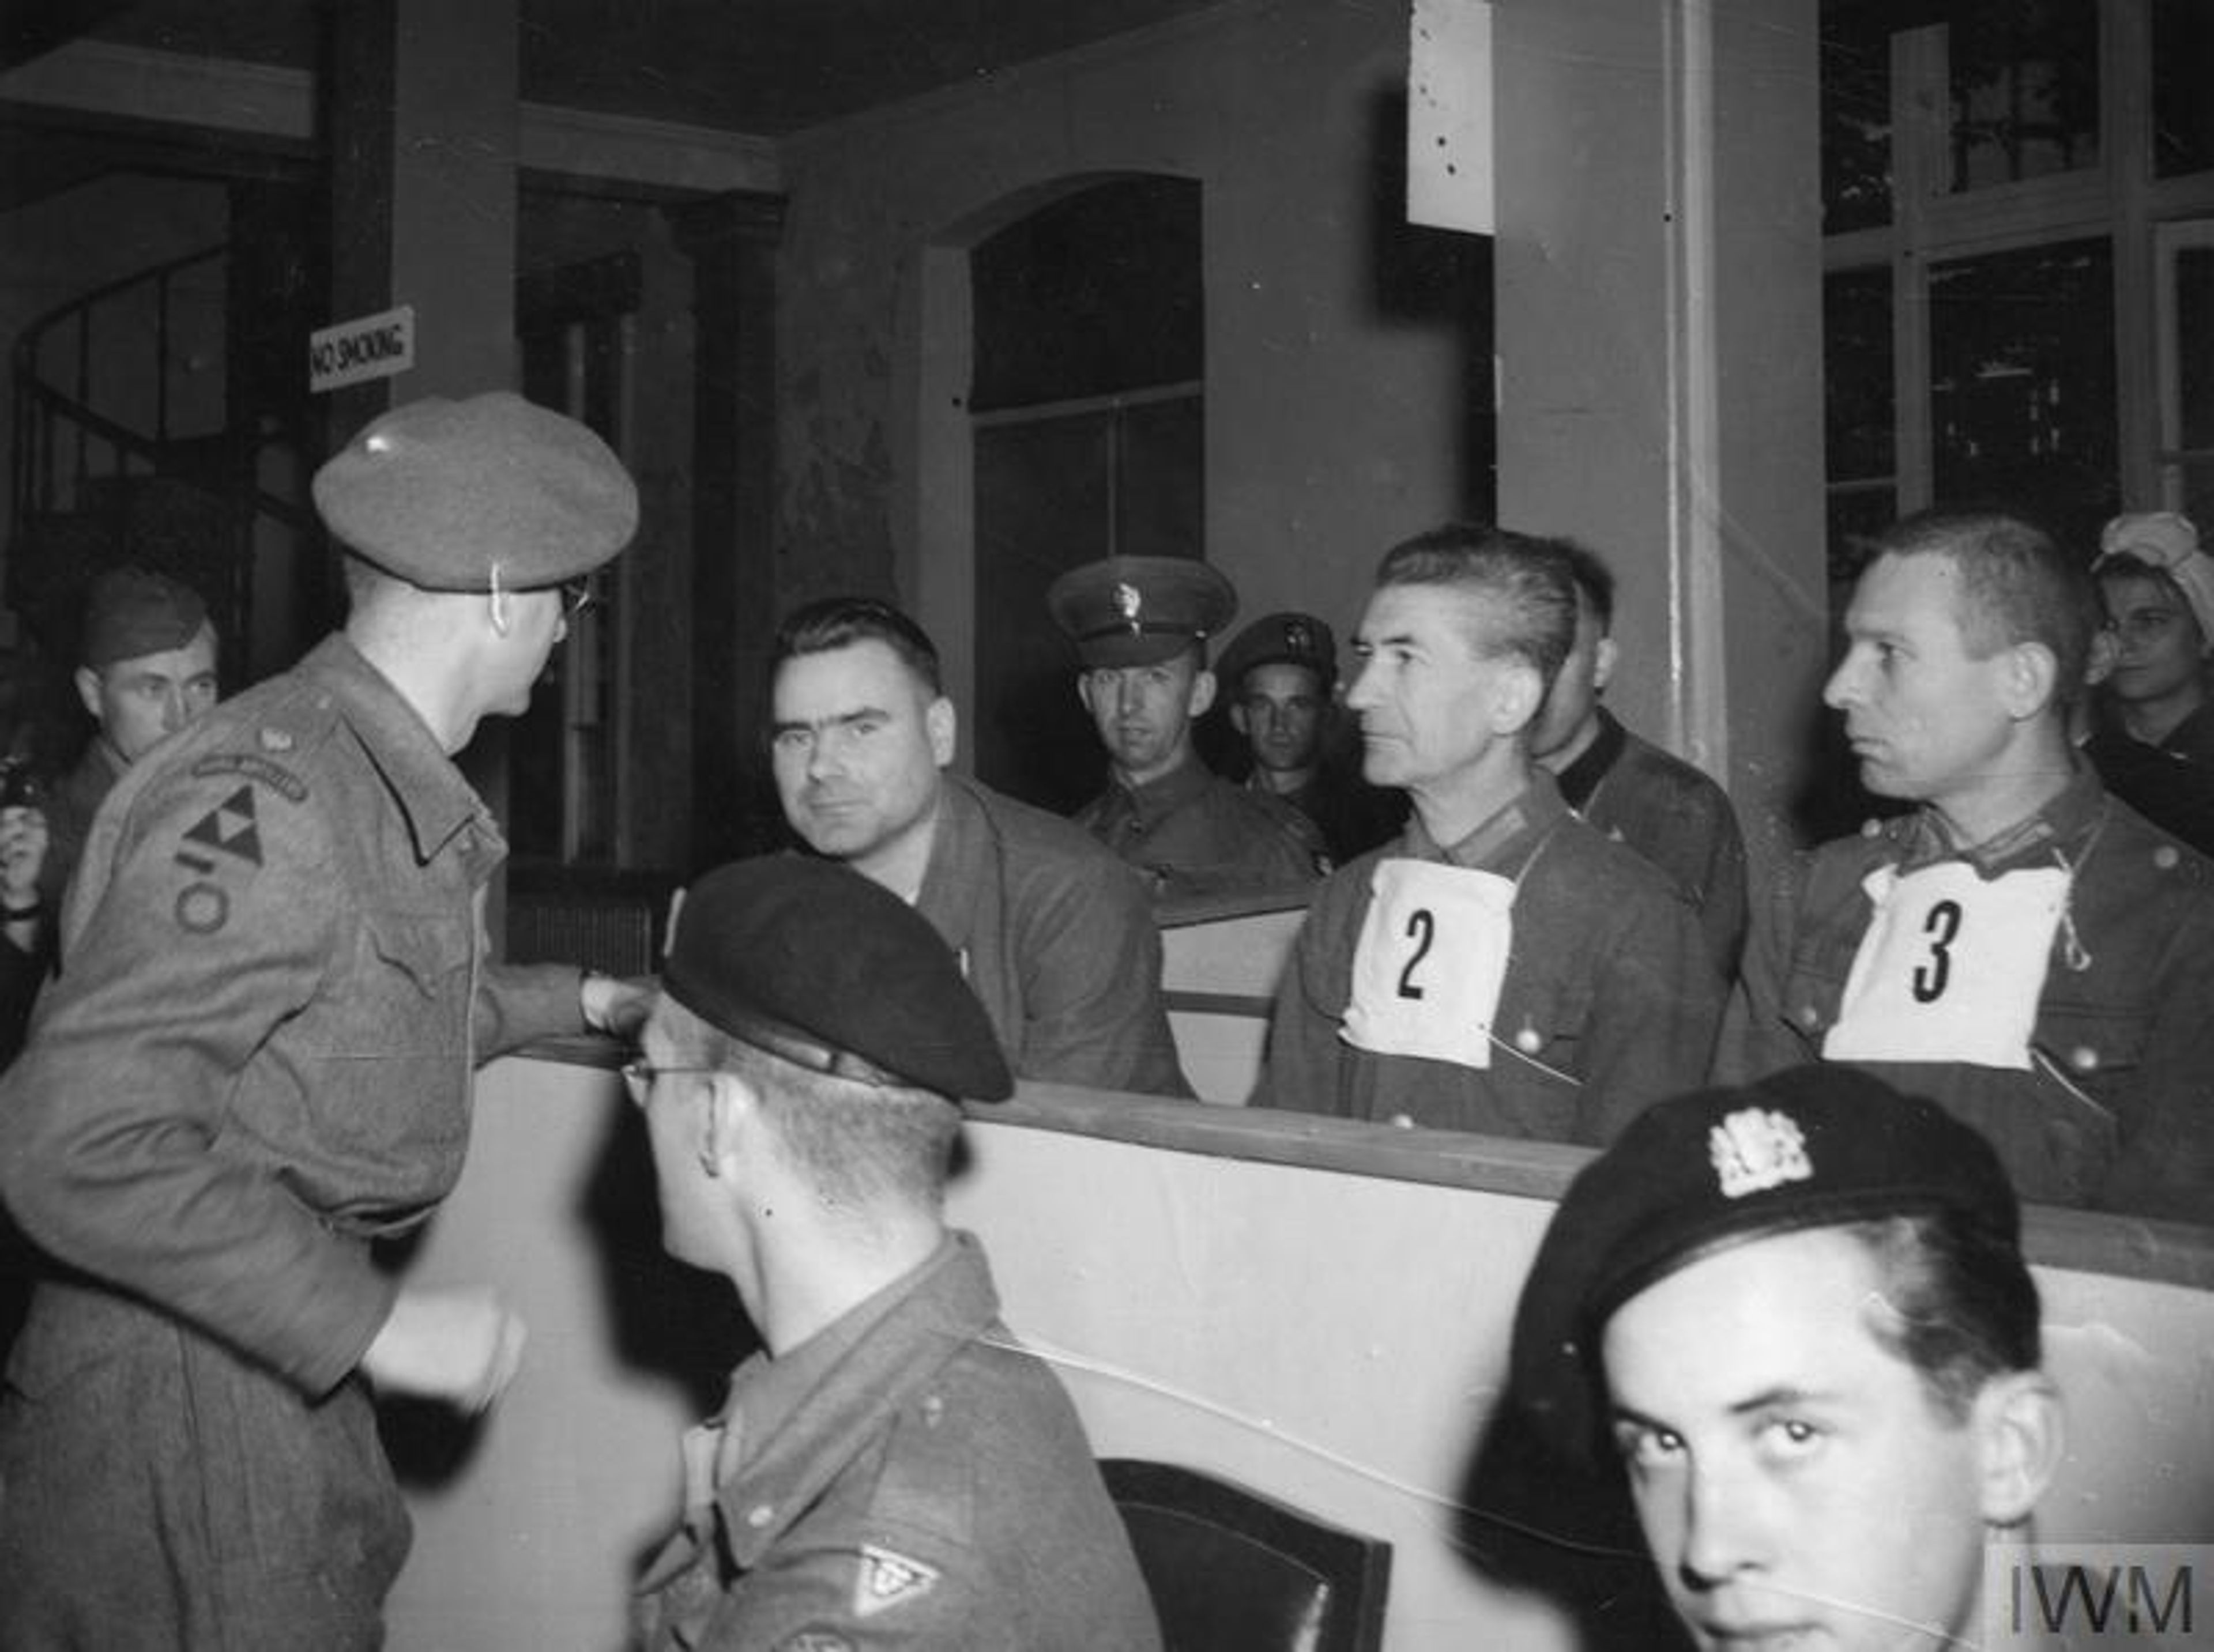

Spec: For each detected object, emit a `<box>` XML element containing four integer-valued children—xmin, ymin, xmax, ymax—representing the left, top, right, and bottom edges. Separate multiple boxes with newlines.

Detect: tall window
<box><xmin>1820</xmin><ymin>0</ymin><xmax>2214</xmax><ymax>580</ymax></box>
<box><xmin>967</xmin><ymin>176</ymin><xmax>1203</xmax><ymax>812</ymax></box>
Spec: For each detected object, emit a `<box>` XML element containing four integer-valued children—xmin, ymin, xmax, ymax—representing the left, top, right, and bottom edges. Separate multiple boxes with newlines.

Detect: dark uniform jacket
<box><xmin>2084</xmin><ymin>700</ymin><xmax>2214</xmax><ymax>861</ymax></box>
<box><xmin>1722</xmin><ymin>767</ymin><xmax>2214</xmax><ymax>1219</ymax></box>
<box><xmin>917</xmin><ymin>774</ymin><xmax>1188</xmax><ymax>1096</ymax></box>
<box><xmin>1554</xmin><ymin>707</ymin><xmax>1749</xmax><ymax>977</ymax></box>
<box><xmin>0</xmin><ymin>634</ymin><xmax>588</xmax><ymax>1650</ymax></box>
<box><xmin>1076</xmin><ymin>753</ymin><xmax>1326</xmax><ymax>900</ymax></box>
<box><xmin>1262</xmin><ymin>770</ymin><xmax>1722</xmax><ymax>1142</ymax></box>
<box><xmin>635</xmin><ymin>1234</ymin><xmax>1162</xmax><ymax>1652</ymax></box>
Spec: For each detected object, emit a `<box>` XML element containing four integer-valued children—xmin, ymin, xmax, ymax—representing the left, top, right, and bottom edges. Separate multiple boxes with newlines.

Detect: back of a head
<box><xmin>1375</xmin><ymin>522</ymin><xmax>1580</xmax><ymax>691</ymax></box>
<box><xmin>1874</xmin><ymin>508</ymin><xmax>2097</xmax><ymax>708</ymax></box>
<box><xmin>773</xmin><ymin>595</ymin><xmax>943</xmax><ymax>694</ymax></box>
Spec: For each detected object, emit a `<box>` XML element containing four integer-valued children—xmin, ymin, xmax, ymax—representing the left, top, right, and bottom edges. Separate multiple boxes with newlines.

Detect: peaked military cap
<box><xmin>663</xmin><ymin>855</ymin><xmax>1012</xmax><ymax>1103</ymax></box>
<box><xmin>1047</xmin><ymin>555</ymin><xmax>1238</xmax><ymax>668</ymax></box>
<box><xmin>1509</xmin><ymin>1064</ymin><xmax>2020</xmax><ymax>1459</ymax></box>
<box><xmin>1216</xmin><ymin>610</ymin><xmax>1337</xmax><ymax>696</ymax></box>
<box><xmin>81</xmin><ymin>565</ymin><xmax>210</xmax><ymax>668</ymax></box>
<box><xmin>312</xmin><ymin>391</ymin><xmax>638</xmax><ymax>593</ymax></box>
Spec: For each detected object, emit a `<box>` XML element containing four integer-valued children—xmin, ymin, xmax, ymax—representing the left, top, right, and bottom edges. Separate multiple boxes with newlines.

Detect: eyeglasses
<box><xmin>620</xmin><ymin>1058</ymin><xmax>719</xmax><ymax>1104</ymax></box>
<box><xmin>560</xmin><ymin>577</ymin><xmax>597</xmax><ymax>618</ymax></box>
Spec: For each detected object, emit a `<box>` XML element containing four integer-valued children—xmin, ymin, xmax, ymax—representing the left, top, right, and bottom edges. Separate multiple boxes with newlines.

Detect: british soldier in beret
<box><xmin>1508</xmin><ymin>1065</ymin><xmax>2064</xmax><ymax>1652</ymax></box>
<box><xmin>1050</xmin><ymin>555</ymin><xmax>1327</xmax><ymax>900</ymax></box>
<box><xmin>630</xmin><ymin>855</ymin><xmax>1161</xmax><ymax>1651</ymax></box>
<box><xmin>0</xmin><ymin>391</ymin><xmax>652</xmax><ymax>1646</ymax></box>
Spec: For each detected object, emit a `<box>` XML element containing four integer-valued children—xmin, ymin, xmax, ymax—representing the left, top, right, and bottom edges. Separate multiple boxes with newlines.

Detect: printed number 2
<box><xmin>1912</xmin><ymin>899</ymin><xmax>1963</xmax><ymax>1004</ymax></box>
<box><xmin>1397</xmin><ymin>908</ymin><xmax>1436</xmax><ymax>1000</ymax></box>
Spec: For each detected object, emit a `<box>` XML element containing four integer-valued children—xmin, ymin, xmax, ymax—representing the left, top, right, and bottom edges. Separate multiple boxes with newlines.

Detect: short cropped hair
<box><xmin>773</xmin><ymin>595</ymin><xmax>943</xmax><ymax>695</ymax></box>
<box><xmin>671</xmin><ymin>1006</ymin><xmax>962</xmax><ymax>1212</ymax></box>
<box><xmin>1873</xmin><ymin>510</ymin><xmax>2098</xmax><ymax>708</ymax></box>
<box><xmin>1843</xmin><ymin>1210</ymin><xmax>2043</xmax><ymax>1423</ymax></box>
<box><xmin>1375</xmin><ymin>522</ymin><xmax>1580</xmax><ymax>693</ymax></box>
<box><xmin>1554</xmin><ymin>538</ymin><xmax>1617</xmax><ymax>633</ymax></box>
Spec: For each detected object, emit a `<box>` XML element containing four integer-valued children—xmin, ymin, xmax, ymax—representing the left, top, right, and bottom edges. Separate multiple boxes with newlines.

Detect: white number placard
<box><xmin>1341</xmin><ymin>858</ymin><xmax>1516</xmax><ymax>1069</ymax></box>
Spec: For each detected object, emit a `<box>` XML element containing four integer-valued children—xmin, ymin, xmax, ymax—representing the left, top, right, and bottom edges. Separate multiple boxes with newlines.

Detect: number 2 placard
<box><xmin>1821</xmin><ymin>861</ymin><xmax>2070</xmax><ymax>1069</ymax></box>
<box><xmin>1342</xmin><ymin>859</ymin><xmax>1516</xmax><ymax>1069</ymax></box>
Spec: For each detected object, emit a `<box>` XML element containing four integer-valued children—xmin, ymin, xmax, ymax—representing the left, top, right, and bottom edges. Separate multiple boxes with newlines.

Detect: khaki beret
<box><xmin>1048</xmin><ymin>556</ymin><xmax>1237</xmax><ymax>669</ymax></box>
<box><xmin>312</xmin><ymin>392</ymin><xmax>638</xmax><ymax>591</ymax></box>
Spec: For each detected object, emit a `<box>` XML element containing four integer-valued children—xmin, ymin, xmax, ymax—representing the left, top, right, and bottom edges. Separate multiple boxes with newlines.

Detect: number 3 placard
<box><xmin>1342</xmin><ymin>858</ymin><xmax>1516</xmax><ymax>1069</ymax></box>
<box><xmin>1821</xmin><ymin>861</ymin><xmax>2070</xmax><ymax>1069</ymax></box>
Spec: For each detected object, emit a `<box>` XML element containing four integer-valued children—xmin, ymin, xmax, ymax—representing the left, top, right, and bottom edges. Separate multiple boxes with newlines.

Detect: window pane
<box><xmin>1821</xmin><ymin>2</ymin><xmax>1893</xmax><ymax>233</ymax></box>
<box><xmin>1929</xmin><ymin>237</ymin><xmax>2117</xmax><ymax>549</ymax></box>
<box><xmin>970</xmin><ymin>178</ymin><xmax>1202</xmax><ymax>412</ymax></box>
<box><xmin>1827</xmin><ymin>482</ymin><xmax>1896</xmax><ymax>590</ymax></box>
<box><xmin>1824</xmin><ymin>266</ymin><xmax>1893</xmax><ymax>480</ymax></box>
<box><xmin>2152</xmin><ymin>0</ymin><xmax>2214</xmax><ymax>179</ymax></box>
<box><xmin>2179</xmin><ymin>245</ymin><xmax>2214</xmax><ymax>452</ymax></box>
<box><xmin>1947</xmin><ymin>0</ymin><xmax>2099</xmax><ymax>193</ymax></box>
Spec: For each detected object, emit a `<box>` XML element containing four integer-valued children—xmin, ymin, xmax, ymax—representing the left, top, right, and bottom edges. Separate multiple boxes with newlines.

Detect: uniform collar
<box><xmin>915</xmin><ymin>776</ymin><xmax>986</xmax><ymax>944</ymax></box>
<box><xmin>1403</xmin><ymin>768</ymin><xmax>1571</xmax><ymax>872</ymax></box>
<box><xmin>1552</xmin><ymin>707</ymin><xmax>1626</xmax><ymax>813</ymax></box>
<box><xmin>306</xmin><ymin>635</ymin><xmax>495</xmax><ymax>866</ymax></box>
<box><xmin>1106</xmin><ymin>749</ymin><xmax>1214</xmax><ymax>820</ymax></box>
<box><xmin>1906</xmin><ymin>762</ymin><xmax>2108</xmax><ymax>874</ymax></box>
<box><xmin>707</xmin><ymin>1232</ymin><xmax>999</xmax><ymax>1568</ymax></box>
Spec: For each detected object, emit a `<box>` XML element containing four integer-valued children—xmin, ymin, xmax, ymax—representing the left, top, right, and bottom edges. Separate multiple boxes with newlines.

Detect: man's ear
<box><xmin>1490</xmin><ymin>661</ymin><xmax>1546</xmax><ymax>736</ymax></box>
<box><xmin>700</xmin><ymin>1069</ymin><xmax>758</xmax><ymax>1181</ymax></box>
<box><xmin>1187</xmin><ymin>667</ymin><xmax>1218</xmax><ymax>719</ymax></box>
<box><xmin>74</xmin><ymin>666</ymin><xmax>104</xmax><ymax>723</ymax></box>
<box><xmin>1593</xmin><ymin>635</ymin><xmax>1621</xmax><ymax>693</ymax></box>
<box><xmin>927</xmin><ymin>695</ymin><xmax>957</xmax><ymax>769</ymax></box>
<box><xmin>1972</xmin><ymin>1370</ymin><xmax>2065</xmax><ymax>1528</ymax></box>
<box><xmin>2000</xmin><ymin>642</ymin><xmax>2061</xmax><ymax>722</ymax></box>
<box><xmin>1228</xmin><ymin>699</ymin><xmax>1251</xmax><ymax>737</ymax></box>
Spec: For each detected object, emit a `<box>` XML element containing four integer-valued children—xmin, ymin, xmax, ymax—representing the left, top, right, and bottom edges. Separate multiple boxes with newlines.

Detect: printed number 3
<box><xmin>1912</xmin><ymin>899</ymin><xmax>1963</xmax><ymax>1004</ymax></box>
<box><xmin>1397</xmin><ymin>908</ymin><xmax>1436</xmax><ymax>1000</ymax></box>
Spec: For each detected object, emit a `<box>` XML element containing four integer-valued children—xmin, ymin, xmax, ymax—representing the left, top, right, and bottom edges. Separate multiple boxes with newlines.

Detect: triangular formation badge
<box><xmin>182</xmin><ymin>785</ymin><xmax>263</xmax><ymax>868</ymax></box>
<box><xmin>852</xmin><ymin>1544</ymin><xmax>940</xmax><ymax>1619</ymax></box>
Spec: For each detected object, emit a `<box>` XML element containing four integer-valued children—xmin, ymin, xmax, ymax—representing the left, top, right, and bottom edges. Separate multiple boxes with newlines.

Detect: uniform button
<box><xmin>2154</xmin><ymin>844</ymin><xmax>2180</xmax><ymax>871</ymax></box>
<box><xmin>1387</xmin><ymin>1113</ymin><xmax>1414</xmax><ymax>1129</ymax></box>
<box><xmin>1860</xmin><ymin>817</ymin><xmax>1884</xmax><ymax>838</ymax></box>
<box><xmin>1798</xmin><ymin>1004</ymin><xmax>1823</xmax><ymax>1030</ymax></box>
<box><xmin>745</xmin><ymin>1504</ymin><xmax>774</xmax><ymax>1529</ymax></box>
<box><xmin>259</xmin><ymin>726</ymin><xmax>293</xmax><ymax>752</ymax></box>
<box><xmin>921</xmin><ymin>1394</ymin><xmax>944</xmax><ymax>1427</ymax></box>
<box><xmin>2070</xmin><ymin>1046</ymin><xmax>2099</xmax><ymax>1073</ymax></box>
<box><xmin>1514</xmin><ymin>1025</ymin><xmax>1543</xmax><ymax>1054</ymax></box>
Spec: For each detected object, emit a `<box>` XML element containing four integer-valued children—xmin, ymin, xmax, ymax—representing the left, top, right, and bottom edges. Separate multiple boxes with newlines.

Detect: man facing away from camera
<box><xmin>629</xmin><ymin>855</ymin><xmax>1162</xmax><ymax>1651</ymax></box>
<box><xmin>0</xmin><ymin>391</ymin><xmax>647</xmax><ymax>1649</ymax></box>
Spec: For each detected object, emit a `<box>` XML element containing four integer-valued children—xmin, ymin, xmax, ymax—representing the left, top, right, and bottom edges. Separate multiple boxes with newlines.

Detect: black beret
<box><xmin>312</xmin><ymin>391</ymin><xmax>638</xmax><ymax>592</ymax></box>
<box><xmin>662</xmin><ymin>855</ymin><xmax>1012</xmax><ymax>1103</ymax></box>
<box><xmin>81</xmin><ymin>566</ymin><xmax>210</xmax><ymax>667</ymax></box>
<box><xmin>1510</xmin><ymin>1065</ymin><xmax>2020</xmax><ymax>1461</ymax></box>
<box><xmin>1047</xmin><ymin>555</ymin><xmax>1237</xmax><ymax>668</ymax></box>
<box><xmin>1216</xmin><ymin>610</ymin><xmax>1336</xmax><ymax>696</ymax></box>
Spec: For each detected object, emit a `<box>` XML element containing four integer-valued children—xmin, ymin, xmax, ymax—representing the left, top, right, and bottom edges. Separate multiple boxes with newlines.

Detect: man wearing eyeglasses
<box><xmin>0</xmin><ymin>391</ymin><xmax>649</xmax><ymax>1649</ymax></box>
<box><xmin>629</xmin><ymin>855</ymin><xmax>1161</xmax><ymax>1652</ymax></box>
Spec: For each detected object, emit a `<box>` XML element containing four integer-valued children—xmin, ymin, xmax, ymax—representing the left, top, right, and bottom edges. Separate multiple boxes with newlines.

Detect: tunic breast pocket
<box><xmin>2030</xmin><ymin>999</ymin><xmax>2143</xmax><ymax>1159</ymax></box>
<box><xmin>332</xmin><ymin>910</ymin><xmax>473</xmax><ymax>1059</ymax></box>
<box><xmin>1776</xmin><ymin>948</ymin><xmax>1850</xmax><ymax>1054</ymax></box>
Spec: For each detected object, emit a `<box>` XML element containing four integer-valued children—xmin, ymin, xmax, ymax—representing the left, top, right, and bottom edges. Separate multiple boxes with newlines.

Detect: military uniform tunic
<box><xmin>1721</xmin><ymin>767</ymin><xmax>2214</xmax><ymax>1219</ymax></box>
<box><xmin>916</xmin><ymin>774</ymin><xmax>1188</xmax><ymax>1096</ymax></box>
<box><xmin>635</xmin><ymin>1233</ymin><xmax>1162</xmax><ymax>1652</ymax></box>
<box><xmin>0</xmin><ymin>634</ymin><xmax>588</xmax><ymax>1649</ymax></box>
<box><xmin>1262</xmin><ymin>771</ymin><xmax>1722</xmax><ymax>1142</ymax></box>
<box><xmin>1554</xmin><ymin>707</ymin><xmax>1749</xmax><ymax>977</ymax></box>
<box><xmin>1076</xmin><ymin>754</ymin><xmax>1326</xmax><ymax>900</ymax></box>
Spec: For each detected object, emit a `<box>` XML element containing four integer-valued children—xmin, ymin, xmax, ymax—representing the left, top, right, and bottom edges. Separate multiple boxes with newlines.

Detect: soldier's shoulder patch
<box><xmin>853</xmin><ymin>1544</ymin><xmax>940</xmax><ymax>1619</ymax></box>
<box><xmin>191</xmin><ymin>752</ymin><xmax>307</xmax><ymax>804</ymax></box>
<box><xmin>174</xmin><ymin>880</ymin><xmax>229</xmax><ymax>934</ymax></box>
<box><xmin>175</xmin><ymin>785</ymin><xmax>263</xmax><ymax>872</ymax></box>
